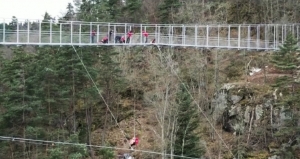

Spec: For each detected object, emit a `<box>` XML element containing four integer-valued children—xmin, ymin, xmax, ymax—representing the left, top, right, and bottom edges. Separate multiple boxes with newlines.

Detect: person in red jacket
<box><xmin>126</xmin><ymin>30</ymin><xmax>133</xmax><ymax>43</ymax></box>
<box><xmin>142</xmin><ymin>30</ymin><xmax>149</xmax><ymax>43</ymax></box>
<box><xmin>129</xmin><ymin>136</ymin><xmax>139</xmax><ymax>150</ymax></box>
<box><xmin>100</xmin><ymin>36</ymin><xmax>108</xmax><ymax>43</ymax></box>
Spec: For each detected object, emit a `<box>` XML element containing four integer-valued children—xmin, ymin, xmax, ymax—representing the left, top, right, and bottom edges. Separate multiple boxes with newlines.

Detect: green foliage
<box><xmin>227</xmin><ymin>0</ymin><xmax>263</xmax><ymax>23</ymax></box>
<box><xmin>122</xmin><ymin>0</ymin><xmax>142</xmax><ymax>22</ymax></box>
<box><xmin>174</xmin><ymin>84</ymin><xmax>205</xmax><ymax>158</ymax></box>
<box><xmin>97</xmin><ymin>148</ymin><xmax>115</xmax><ymax>159</ymax></box>
<box><xmin>67</xmin><ymin>133</ymin><xmax>88</xmax><ymax>158</ymax></box>
<box><xmin>49</xmin><ymin>147</ymin><xmax>64</xmax><ymax>159</ymax></box>
<box><xmin>0</xmin><ymin>46</ymin><xmax>100</xmax><ymax>158</ymax></box>
<box><xmin>269</xmin><ymin>33</ymin><xmax>300</xmax><ymax>158</ymax></box>
<box><xmin>63</xmin><ymin>3</ymin><xmax>75</xmax><ymax>20</ymax></box>
<box><xmin>271</xmin><ymin>33</ymin><xmax>299</xmax><ymax>71</ymax></box>
<box><xmin>158</xmin><ymin>0</ymin><xmax>181</xmax><ymax>23</ymax></box>
<box><xmin>224</xmin><ymin>58</ymin><xmax>244</xmax><ymax>80</ymax></box>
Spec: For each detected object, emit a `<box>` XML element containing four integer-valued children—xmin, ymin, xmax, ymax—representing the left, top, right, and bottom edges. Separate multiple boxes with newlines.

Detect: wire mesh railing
<box><xmin>1</xmin><ymin>19</ymin><xmax>299</xmax><ymax>50</ymax></box>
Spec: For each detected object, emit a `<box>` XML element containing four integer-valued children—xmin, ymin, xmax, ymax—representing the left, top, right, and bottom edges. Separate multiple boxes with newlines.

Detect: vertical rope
<box><xmin>134</xmin><ymin>90</ymin><xmax>136</xmax><ymax>138</ymax></box>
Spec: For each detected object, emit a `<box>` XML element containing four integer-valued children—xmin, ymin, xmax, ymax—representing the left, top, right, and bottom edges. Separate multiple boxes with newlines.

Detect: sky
<box><xmin>0</xmin><ymin>0</ymin><xmax>74</xmax><ymax>22</ymax></box>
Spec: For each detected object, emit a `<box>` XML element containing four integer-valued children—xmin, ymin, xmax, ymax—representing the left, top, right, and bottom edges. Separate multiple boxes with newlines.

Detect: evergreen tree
<box><xmin>270</xmin><ymin>33</ymin><xmax>300</xmax><ymax>158</ymax></box>
<box><xmin>122</xmin><ymin>0</ymin><xmax>142</xmax><ymax>22</ymax></box>
<box><xmin>271</xmin><ymin>33</ymin><xmax>299</xmax><ymax>72</ymax></box>
<box><xmin>174</xmin><ymin>84</ymin><xmax>204</xmax><ymax>158</ymax></box>
<box><xmin>63</xmin><ymin>3</ymin><xmax>75</xmax><ymax>20</ymax></box>
<box><xmin>158</xmin><ymin>0</ymin><xmax>181</xmax><ymax>23</ymax></box>
<box><xmin>96</xmin><ymin>46</ymin><xmax>126</xmax><ymax>144</ymax></box>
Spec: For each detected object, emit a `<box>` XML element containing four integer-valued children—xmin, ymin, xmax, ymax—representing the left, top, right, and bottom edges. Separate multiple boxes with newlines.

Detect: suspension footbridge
<box><xmin>0</xmin><ymin>18</ymin><xmax>298</xmax><ymax>50</ymax></box>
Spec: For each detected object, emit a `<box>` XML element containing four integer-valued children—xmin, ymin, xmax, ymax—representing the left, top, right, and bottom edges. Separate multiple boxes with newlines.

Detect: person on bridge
<box><xmin>129</xmin><ymin>136</ymin><xmax>139</xmax><ymax>150</ymax></box>
<box><xmin>109</xmin><ymin>30</ymin><xmax>113</xmax><ymax>42</ymax></box>
<box><xmin>151</xmin><ymin>38</ymin><xmax>155</xmax><ymax>43</ymax></box>
<box><xmin>91</xmin><ymin>30</ymin><xmax>96</xmax><ymax>43</ymax></box>
<box><xmin>115</xmin><ymin>35</ymin><xmax>125</xmax><ymax>43</ymax></box>
<box><xmin>126</xmin><ymin>30</ymin><xmax>133</xmax><ymax>43</ymax></box>
<box><xmin>142</xmin><ymin>30</ymin><xmax>149</xmax><ymax>43</ymax></box>
<box><xmin>100</xmin><ymin>36</ymin><xmax>108</xmax><ymax>43</ymax></box>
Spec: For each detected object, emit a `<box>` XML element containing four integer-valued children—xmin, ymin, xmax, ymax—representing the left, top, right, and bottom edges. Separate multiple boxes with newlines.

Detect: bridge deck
<box><xmin>0</xmin><ymin>19</ymin><xmax>299</xmax><ymax>50</ymax></box>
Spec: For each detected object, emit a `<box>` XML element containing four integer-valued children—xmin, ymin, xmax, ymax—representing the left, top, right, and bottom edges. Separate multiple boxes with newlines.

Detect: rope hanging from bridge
<box><xmin>154</xmin><ymin>45</ymin><xmax>235</xmax><ymax>158</ymax></box>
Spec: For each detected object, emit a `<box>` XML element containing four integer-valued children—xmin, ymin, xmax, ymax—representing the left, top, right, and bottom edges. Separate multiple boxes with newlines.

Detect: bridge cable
<box><xmin>0</xmin><ymin>136</ymin><xmax>200</xmax><ymax>159</ymax></box>
<box><xmin>71</xmin><ymin>45</ymin><xmax>128</xmax><ymax>141</ymax></box>
<box><xmin>155</xmin><ymin>45</ymin><xmax>235</xmax><ymax>158</ymax></box>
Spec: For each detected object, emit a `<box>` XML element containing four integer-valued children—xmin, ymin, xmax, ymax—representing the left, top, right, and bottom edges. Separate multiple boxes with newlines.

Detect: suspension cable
<box><xmin>71</xmin><ymin>45</ymin><xmax>128</xmax><ymax>140</ymax></box>
<box><xmin>155</xmin><ymin>45</ymin><xmax>235</xmax><ymax>158</ymax></box>
<box><xmin>0</xmin><ymin>136</ymin><xmax>201</xmax><ymax>159</ymax></box>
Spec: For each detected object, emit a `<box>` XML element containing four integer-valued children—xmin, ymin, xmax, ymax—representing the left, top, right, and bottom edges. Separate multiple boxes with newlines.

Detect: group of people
<box><xmin>91</xmin><ymin>29</ymin><xmax>154</xmax><ymax>44</ymax></box>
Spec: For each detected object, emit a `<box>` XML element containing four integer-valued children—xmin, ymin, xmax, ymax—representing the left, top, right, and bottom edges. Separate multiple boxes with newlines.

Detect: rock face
<box><xmin>211</xmin><ymin>83</ymin><xmax>273</xmax><ymax>133</ymax></box>
<box><xmin>210</xmin><ymin>82</ymin><xmax>294</xmax><ymax>158</ymax></box>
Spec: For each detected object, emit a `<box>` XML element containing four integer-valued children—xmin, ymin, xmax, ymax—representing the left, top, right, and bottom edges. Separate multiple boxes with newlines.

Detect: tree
<box><xmin>173</xmin><ymin>83</ymin><xmax>205</xmax><ymax>158</ymax></box>
<box><xmin>271</xmin><ymin>33</ymin><xmax>299</xmax><ymax>72</ymax></box>
<box><xmin>96</xmin><ymin>46</ymin><xmax>126</xmax><ymax>145</ymax></box>
<box><xmin>8</xmin><ymin>16</ymin><xmax>18</xmax><ymax>30</ymax></box>
<box><xmin>64</xmin><ymin>3</ymin><xmax>75</xmax><ymax>20</ymax></box>
<box><xmin>122</xmin><ymin>0</ymin><xmax>142</xmax><ymax>22</ymax></box>
<box><xmin>270</xmin><ymin>33</ymin><xmax>300</xmax><ymax>158</ymax></box>
<box><xmin>158</xmin><ymin>0</ymin><xmax>181</xmax><ymax>23</ymax></box>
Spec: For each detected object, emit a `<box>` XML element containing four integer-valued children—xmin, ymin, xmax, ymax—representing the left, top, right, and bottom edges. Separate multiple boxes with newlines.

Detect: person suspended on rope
<box><xmin>122</xmin><ymin>153</ymin><xmax>133</xmax><ymax>159</ymax></box>
<box><xmin>129</xmin><ymin>136</ymin><xmax>139</xmax><ymax>150</ymax></box>
<box><xmin>142</xmin><ymin>30</ymin><xmax>149</xmax><ymax>43</ymax></box>
<box><xmin>126</xmin><ymin>30</ymin><xmax>133</xmax><ymax>43</ymax></box>
<box><xmin>100</xmin><ymin>36</ymin><xmax>108</xmax><ymax>43</ymax></box>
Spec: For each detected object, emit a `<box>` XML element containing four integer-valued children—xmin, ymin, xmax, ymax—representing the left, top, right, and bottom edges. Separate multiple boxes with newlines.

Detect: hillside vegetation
<box><xmin>1</xmin><ymin>0</ymin><xmax>300</xmax><ymax>159</ymax></box>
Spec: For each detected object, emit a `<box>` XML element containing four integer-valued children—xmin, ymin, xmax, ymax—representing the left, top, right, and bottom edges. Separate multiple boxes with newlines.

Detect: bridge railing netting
<box><xmin>0</xmin><ymin>19</ymin><xmax>299</xmax><ymax>49</ymax></box>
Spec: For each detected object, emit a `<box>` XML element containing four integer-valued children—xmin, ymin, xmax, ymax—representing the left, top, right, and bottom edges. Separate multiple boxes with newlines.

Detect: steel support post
<box><xmin>71</xmin><ymin>22</ymin><xmax>73</xmax><ymax>44</ymax></box>
<box><xmin>114</xmin><ymin>24</ymin><xmax>116</xmax><ymax>45</ymax></box>
<box><xmin>79</xmin><ymin>24</ymin><xmax>81</xmax><ymax>45</ymax></box>
<box><xmin>39</xmin><ymin>21</ymin><xmax>41</xmax><ymax>44</ymax></box>
<box><xmin>217</xmin><ymin>25</ymin><xmax>220</xmax><ymax>47</ymax></box>
<box><xmin>297</xmin><ymin>25</ymin><xmax>299</xmax><ymax>45</ymax></box>
<box><xmin>171</xmin><ymin>26</ymin><xmax>174</xmax><ymax>45</ymax></box>
<box><xmin>281</xmin><ymin>25</ymin><xmax>284</xmax><ymax>44</ymax></box>
<box><xmin>50</xmin><ymin>20</ymin><xmax>52</xmax><ymax>43</ymax></box>
<box><xmin>183</xmin><ymin>25</ymin><xmax>185</xmax><ymax>45</ymax></box>
<box><xmin>284</xmin><ymin>24</ymin><xmax>287</xmax><ymax>41</ymax></box>
<box><xmin>257</xmin><ymin>25</ymin><xmax>260</xmax><ymax>50</ymax></box>
<box><xmin>206</xmin><ymin>25</ymin><xmax>209</xmax><ymax>46</ymax></box>
<box><xmin>129</xmin><ymin>25</ymin><xmax>132</xmax><ymax>44</ymax></box>
<box><xmin>3</xmin><ymin>19</ymin><xmax>5</xmax><ymax>42</ymax></box>
<box><xmin>90</xmin><ymin>22</ymin><xmax>92</xmax><ymax>43</ymax></box>
<box><xmin>195</xmin><ymin>25</ymin><xmax>197</xmax><ymax>46</ymax></box>
<box><xmin>17</xmin><ymin>20</ymin><xmax>19</xmax><ymax>44</ymax></box>
<box><xmin>238</xmin><ymin>25</ymin><xmax>241</xmax><ymax>49</ymax></box>
<box><xmin>265</xmin><ymin>25</ymin><xmax>268</xmax><ymax>49</ymax></box>
<box><xmin>108</xmin><ymin>23</ymin><xmax>110</xmax><ymax>43</ymax></box>
<box><xmin>96</xmin><ymin>24</ymin><xmax>99</xmax><ymax>44</ymax></box>
<box><xmin>157</xmin><ymin>26</ymin><xmax>160</xmax><ymax>44</ymax></box>
<box><xmin>60</xmin><ymin>23</ymin><xmax>62</xmax><ymax>46</ymax></box>
<box><xmin>247</xmin><ymin>25</ymin><xmax>250</xmax><ymax>49</ymax></box>
<box><xmin>125</xmin><ymin>23</ymin><xmax>127</xmax><ymax>44</ymax></box>
<box><xmin>27</xmin><ymin>20</ymin><xmax>30</xmax><ymax>43</ymax></box>
<box><xmin>228</xmin><ymin>25</ymin><xmax>230</xmax><ymax>48</ymax></box>
<box><xmin>140</xmin><ymin>24</ymin><xmax>143</xmax><ymax>44</ymax></box>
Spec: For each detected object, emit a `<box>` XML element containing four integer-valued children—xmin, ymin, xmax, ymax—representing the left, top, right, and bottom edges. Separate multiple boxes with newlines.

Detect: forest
<box><xmin>1</xmin><ymin>0</ymin><xmax>300</xmax><ymax>159</ymax></box>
